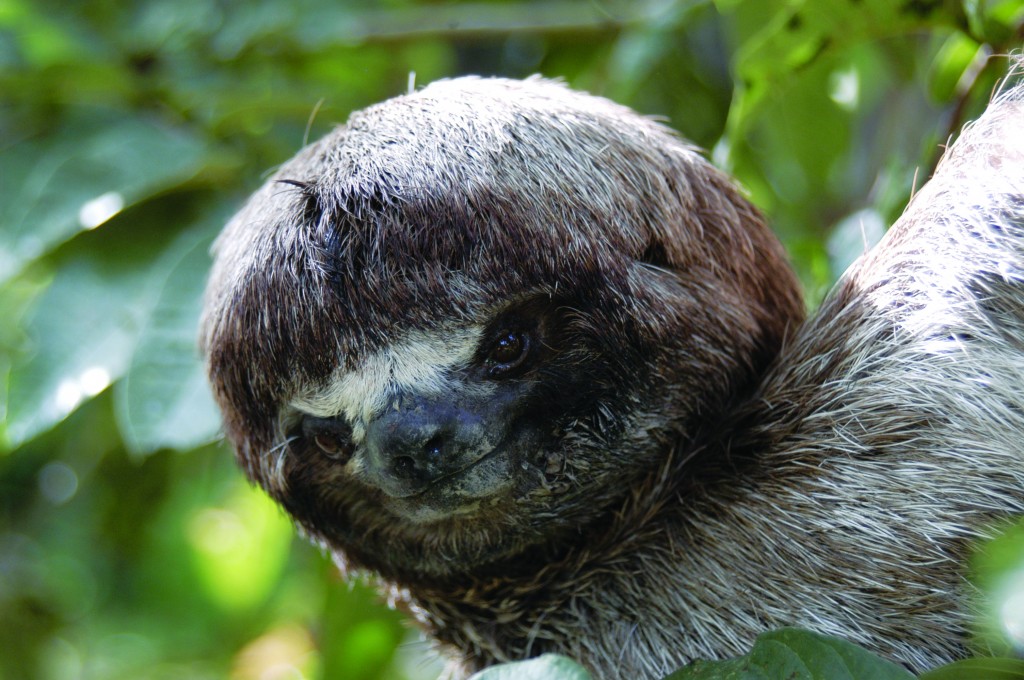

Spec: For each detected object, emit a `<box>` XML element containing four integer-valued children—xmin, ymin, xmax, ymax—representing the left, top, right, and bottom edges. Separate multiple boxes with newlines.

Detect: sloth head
<box><xmin>200</xmin><ymin>77</ymin><xmax>803</xmax><ymax>581</ymax></box>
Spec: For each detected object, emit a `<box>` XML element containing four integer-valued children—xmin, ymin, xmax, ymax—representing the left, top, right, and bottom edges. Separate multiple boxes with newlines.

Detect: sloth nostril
<box><xmin>423</xmin><ymin>434</ymin><xmax>445</xmax><ymax>458</ymax></box>
<box><xmin>385</xmin><ymin>432</ymin><xmax>449</xmax><ymax>485</ymax></box>
<box><xmin>392</xmin><ymin>455</ymin><xmax>417</xmax><ymax>480</ymax></box>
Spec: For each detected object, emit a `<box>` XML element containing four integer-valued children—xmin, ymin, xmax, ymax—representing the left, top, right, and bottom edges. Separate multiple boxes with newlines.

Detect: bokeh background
<box><xmin>2</xmin><ymin>1</ymin><xmax>1023</xmax><ymax>679</ymax></box>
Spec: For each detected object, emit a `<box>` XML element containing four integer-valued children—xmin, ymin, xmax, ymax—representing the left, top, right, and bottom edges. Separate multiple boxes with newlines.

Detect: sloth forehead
<box><xmin>204</xmin><ymin>76</ymin><xmax>706</xmax><ymax>375</ymax></box>
<box><xmin>199</xmin><ymin>76</ymin><xmax>748</xmax><ymax>452</ymax></box>
<box><xmin>288</xmin><ymin>323</ymin><xmax>485</xmax><ymax>429</ymax></box>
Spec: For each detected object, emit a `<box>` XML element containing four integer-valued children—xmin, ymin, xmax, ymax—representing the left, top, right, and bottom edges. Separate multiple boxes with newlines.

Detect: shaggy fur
<box><xmin>201</xmin><ymin>69</ymin><xmax>1024</xmax><ymax>678</ymax></box>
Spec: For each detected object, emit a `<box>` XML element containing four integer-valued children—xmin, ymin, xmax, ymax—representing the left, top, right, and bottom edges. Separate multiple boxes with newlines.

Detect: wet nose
<box><xmin>363</xmin><ymin>397</ymin><xmax>479</xmax><ymax>497</ymax></box>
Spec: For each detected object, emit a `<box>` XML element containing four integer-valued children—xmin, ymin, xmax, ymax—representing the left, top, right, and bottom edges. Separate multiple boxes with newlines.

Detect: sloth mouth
<box><xmin>412</xmin><ymin>443</ymin><xmax>507</xmax><ymax>497</ymax></box>
<box><xmin>386</xmin><ymin>435</ymin><xmax>546</xmax><ymax>523</ymax></box>
<box><xmin>376</xmin><ymin>446</ymin><xmax>505</xmax><ymax>504</ymax></box>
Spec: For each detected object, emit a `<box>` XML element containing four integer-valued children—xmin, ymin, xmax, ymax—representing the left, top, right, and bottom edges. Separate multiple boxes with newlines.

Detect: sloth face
<box><xmin>284</xmin><ymin>299</ymin><xmax>565</xmax><ymax>521</ymax></box>
<box><xmin>275</xmin><ymin>281</ymin><xmax>677</xmax><ymax>577</ymax></box>
<box><xmin>201</xmin><ymin>77</ymin><xmax>802</xmax><ymax>580</ymax></box>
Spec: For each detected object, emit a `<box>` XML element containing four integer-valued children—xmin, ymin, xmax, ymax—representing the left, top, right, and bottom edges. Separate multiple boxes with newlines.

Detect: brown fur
<box><xmin>201</xmin><ymin>71</ymin><xmax>1024</xmax><ymax>677</ymax></box>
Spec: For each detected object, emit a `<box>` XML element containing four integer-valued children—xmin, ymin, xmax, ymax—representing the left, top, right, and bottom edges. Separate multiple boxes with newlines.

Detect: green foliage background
<box><xmin>2</xmin><ymin>1</ymin><xmax>1022</xmax><ymax>679</ymax></box>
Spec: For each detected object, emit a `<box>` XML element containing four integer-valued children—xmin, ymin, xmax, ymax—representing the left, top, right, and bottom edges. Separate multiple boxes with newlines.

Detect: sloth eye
<box><xmin>301</xmin><ymin>416</ymin><xmax>354</xmax><ymax>463</ymax></box>
<box><xmin>486</xmin><ymin>330</ymin><xmax>531</xmax><ymax>377</ymax></box>
<box><xmin>492</xmin><ymin>332</ymin><xmax>524</xmax><ymax>363</ymax></box>
<box><xmin>314</xmin><ymin>433</ymin><xmax>350</xmax><ymax>458</ymax></box>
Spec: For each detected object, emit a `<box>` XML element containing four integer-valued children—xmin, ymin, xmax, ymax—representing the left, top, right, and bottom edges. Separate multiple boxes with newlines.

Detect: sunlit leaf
<box><xmin>0</xmin><ymin>113</ymin><xmax>207</xmax><ymax>282</ymax></box>
<box><xmin>470</xmin><ymin>654</ymin><xmax>593</xmax><ymax>680</ymax></box>
<box><xmin>972</xmin><ymin>520</ymin><xmax>1024</xmax><ymax>657</ymax></box>
<box><xmin>663</xmin><ymin>628</ymin><xmax>914</xmax><ymax>680</ymax></box>
<box><xmin>5</xmin><ymin>199</ymin><xmax>198</xmax><ymax>447</ymax></box>
<box><xmin>918</xmin><ymin>657</ymin><xmax>1024</xmax><ymax>680</ymax></box>
<box><xmin>928</xmin><ymin>31</ymin><xmax>983</xmax><ymax>103</ymax></box>
<box><xmin>186</xmin><ymin>479</ymin><xmax>293</xmax><ymax>612</ymax></box>
<box><xmin>963</xmin><ymin>0</ymin><xmax>1024</xmax><ymax>45</ymax></box>
<box><xmin>116</xmin><ymin>229</ymin><xmax>221</xmax><ymax>455</ymax></box>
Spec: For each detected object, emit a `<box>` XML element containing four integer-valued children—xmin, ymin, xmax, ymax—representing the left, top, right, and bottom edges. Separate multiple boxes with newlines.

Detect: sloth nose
<box><xmin>363</xmin><ymin>397</ymin><xmax>477</xmax><ymax>497</ymax></box>
<box><xmin>375</xmin><ymin>416</ymin><xmax>450</xmax><ymax>481</ymax></box>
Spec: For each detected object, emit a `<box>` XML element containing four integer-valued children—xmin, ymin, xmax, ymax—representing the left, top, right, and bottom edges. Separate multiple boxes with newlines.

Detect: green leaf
<box><xmin>333</xmin><ymin>620</ymin><xmax>403</xmax><ymax>680</ymax></box>
<box><xmin>185</xmin><ymin>478</ymin><xmax>293</xmax><ymax>612</ymax></box>
<box><xmin>470</xmin><ymin>654</ymin><xmax>594</xmax><ymax>680</ymax></box>
<box><xmin>722</xmin><ymin>0</ymin><xmax>961</xmax><ymax>135</ymax></box>
<box><xmin>5</xmin><ymin>196</ymin><xmax>201</xmax><ymax>447</ymax></box>
<box><xmin>963</xmin><ymin>0</ymin><xmax>1024</xmax><ymax>45</ymax></box>
<box><xmin>0</xmin><ymin>270</ymin><xmax>48</xmax><ymax>450</ymax></box>
<box><xmin>928</xmin><ymin>31</ymin><xmax>982</xmax><ymax>103</ymax></box>
<box><xmin>663</xmin><ymin>628</ymin><xmax>915</xmax><ymax>680</ymax></box>
<box><xmin>918</xmin><ymin>658</ymin><xmax>1024</xmax><ymax>680</ymax></box>
<box><xmin>0</xmin><ymin>113</ymin><xmax>207</xmax><ymax>282</ymax></box>
<box><xmin>971</xmin><ymin>520</ymin><xmax>1024</xmax><ymax>656</ymax></box>
<box><xmin>827</xmin><ymin>208</ymin><xmax>886</xmax><ymax>280</ymax></box>
<box><xmin>115</xmin><ymin>231</ymin><xmax>221</xmax><ymax>455</ymax></box>
<box><xmin>0</xmin><ymin>0</ymin><xmax>87</xmax><ymax>67</ymax></box>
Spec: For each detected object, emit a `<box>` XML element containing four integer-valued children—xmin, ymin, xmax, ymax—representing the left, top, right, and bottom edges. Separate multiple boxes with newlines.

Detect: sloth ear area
<box><xmin>274</xmin><ymin>178</ymin><xmax>326</xmax><ymax>228</ymax></box>
<box><xmin>632</xmin><ymin>239</ymin><xmax>686</xmax><ymax>283</ymax></box>
<box><xmin>638</xmin><ymin>240</ymin><xmax>673</xmax><ymax>270</ymax></box>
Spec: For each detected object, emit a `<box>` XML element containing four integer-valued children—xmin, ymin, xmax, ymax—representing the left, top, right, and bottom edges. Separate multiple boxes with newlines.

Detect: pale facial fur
<box><xmin>289</xmin><ymin>325</ymin><xmax>484</xmax><ymax>434</ymax></box>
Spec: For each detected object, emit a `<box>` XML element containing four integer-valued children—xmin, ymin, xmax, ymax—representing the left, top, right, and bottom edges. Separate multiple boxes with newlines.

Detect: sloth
<box><xmin>200</xmin><ymin>72</ymin><xmax>1024</xmax><ymax>678</ymax></box>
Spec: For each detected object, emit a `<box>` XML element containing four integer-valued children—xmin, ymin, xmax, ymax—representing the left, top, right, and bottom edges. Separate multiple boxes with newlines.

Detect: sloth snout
<box><xmin>363</xmin><ymin>395</ymin><xmax>484</xmax><ymax>497</ymax></box>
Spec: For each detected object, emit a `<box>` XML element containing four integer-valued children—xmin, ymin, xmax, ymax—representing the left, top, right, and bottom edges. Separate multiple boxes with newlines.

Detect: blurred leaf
<box><xmin>129</xmin><ymin>0</ymin><xmax>232</xmax><ymax>54</ymax></box>
<box><xmin>918</xmin><ymin>658</ymin><xmax>1024</xmax><ymax>680</ymax></box>
<box><xmin>963</xmin><ymin>0</ymin><xmax>1024</xmax><ymax>45</ymax></box>
<box><xmin>0</xmin><ymin>271</ymin><xmax>49</xmax><ymax>449</ymax></box>
<box><xmin>115</xmin><ymin>229</ymin><xmax>221</xmax><ymax>455</ymax></box>
<box><xmin>230</xmin><ymin>624</ymin><xmax>319</xmax><ymax>680</ymax></box>
<box><xmin>603</xmin><ymin>1</ymin><xmax>732</xmax><ymax>148</ymax></box>
<box><xmin>928</xmin><ymin>31</ymin><xmax>983</xmax><ymax>103</ymax></box>
<box><xmin>606</xmin><ymin>2</ymin><xmax>700</xmax><ymax>95</ymax></box>
<box><xmin>335</xmin><ymin>620</ymin><xmax>404</xmax><ymax>680</ymax></box>
<box><xmin>186</xmin><ymin>479</ymin><xmax>293</xmax><ymax>612</ymax></box>
<box><xmin>663</xmin><ymin>628</ymin><xmax>915</xmax><ymax>679</ymax></box>
<box><xmin>290</xmin><ymin>1</ymin><xmax>647</xmax><ymax>47</ymax></box>
<box><xmin>0</xmin><ymin>113</ymin><xmax>207</xmax><ymax>282</ymax></box>
<box><xmin>318</xmin><ymin>562</ymin><xmax>409</xmax><ymax>680</ymax></box>
<box><xmin>974</xmin><ymin>520</ymin><xmax>1024</xmax><ymax>591</ymax></box>
<box><xmin>723</xmin><ymin>51</ymin><xmax>852</xmax><ymax>277</ymax></box>
<box><xmin>827</xmin><ymin>208</ymin><xmax>886</xmax><ymax>279</ymax></box>
<box><xmin>721</xmin><ymin>0</ymin><xmax>962</xmax><ymax>135</ymax></box>
<box><xmin>0</xmin><ymin>0</ymin><xmax>88</xmax><ymax>67</ymax></box>
<box><xmin>5</xmin><ymin>196</ymin><xmax>200</xmax><ymax>447</ymax></box>
<box><xmin>971</xmin><ymin>519</ymin><xmax>1024</xmax><ymax>657</ymax></box>
<box><xmin>470</xmin><ymin>654</ymin><xmax>593</xmax><ymax>680</ymax></box>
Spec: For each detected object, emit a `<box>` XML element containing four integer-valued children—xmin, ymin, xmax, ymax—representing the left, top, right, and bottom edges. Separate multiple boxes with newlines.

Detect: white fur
<box><xmin>289</xmin><ymin>324</ymin><xmax>484</xmax><ymax>438</ymax></box>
